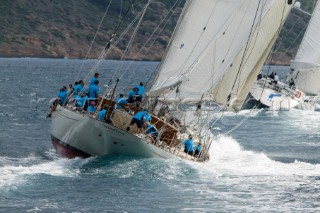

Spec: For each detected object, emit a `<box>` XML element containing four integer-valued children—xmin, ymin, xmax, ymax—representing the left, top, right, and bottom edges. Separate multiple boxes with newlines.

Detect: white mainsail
<box><xmin>148</xmin><ymin>0</ymin><xmax>294</xmax><ymax>106</ymax></box>
<box><xmin>289</xmin><ymin>1</ymin><xmax>320</xmax><ymax>95</ymax></box>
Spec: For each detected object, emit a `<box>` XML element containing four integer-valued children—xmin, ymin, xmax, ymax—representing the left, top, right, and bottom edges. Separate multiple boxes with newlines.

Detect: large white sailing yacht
<box><xmin>50</xmin><ymin>0</ymin><xmax>295</xmax><ymax>161</ymax></box>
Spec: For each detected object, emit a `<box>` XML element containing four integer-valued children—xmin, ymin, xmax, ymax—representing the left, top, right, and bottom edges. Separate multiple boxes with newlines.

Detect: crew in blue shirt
<box><xmin>98</xmin><ymin>105</ymin><xmax>112</xmax><ymax>124</ymax></box>
<box><xmin>183</xmin><ymin>135</ymin><xmax>194</xmax><ymax>155</ymax></box>
<box><xmin>98</xmin><ymin>106</ymin><xmax>107</xmax><ymax>121</ymax></box>
<box><xmin>75</xmin><ymin>93</ymin><xmax>87</xmax><ymax>108</ymax></box>
<box><xmin>90</xmin><ymin>72</ymin><xmax>99</xmax><ymax>85</ymax></box>
<box><xmin>89</xmin><ymin>80</ymin><xmax>100</xmax><ymax>101</ymax></box>
<box><xmin>73</xmin><ymin>80</ymin><xmax>84</xmax><ymax>98</ymax></box>
<box><xmin>126</xmin><ymin>109</ymin><xmax>150</xmax><ymax>133</ymax></box>
<box><xmin>194</xmin><ymin>143</ymin><xmax>201</xmax><ymax>157</ymax></box>
<box><xmin>134</xmin><ymin>82</ymin><xmax>145</xmax><ymax>102</ymax></box>
<box><xmin>144</xmin><ymin>111</ymin><xmax>151</xmax><ymax>123</ymax></box>
<box><xmin>72</xmin><ymin>81</ymin><xmax>79</xmax><ymax>97</ymax></box>
<box><xmin>127</xmin><ymin>88</ymin><xmax>138</xmax><ymax>103</ymax></box>
<box><xmin>87</xmin><ymin>101</ymin><xmax>97</xmax><ymax>113</ymax></box>
<box><xmin>115</xmin><ymin>94</ymin><xmax>128</xmax><ymax>109</ymax></box>
<box><xmin>58</xmin><ymin>86</ymin><xmax>68</xmax><ymax>105</ymax></box>
<box><xmin>146</xmin><ymin>123</ymin><xmax>159</xmax><ymax>144</ymax></box>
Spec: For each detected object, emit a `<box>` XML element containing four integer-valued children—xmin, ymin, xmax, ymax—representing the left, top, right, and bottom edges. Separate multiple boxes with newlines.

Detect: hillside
<box><xmin>0</xmin><ymin>0</ymin><xmax>314</xmax><ymax>63</ymax></box>
<box><xmin>0</xmin><ymin>0</ymin><xmax>184</xmax><ymax>60</ymax></box>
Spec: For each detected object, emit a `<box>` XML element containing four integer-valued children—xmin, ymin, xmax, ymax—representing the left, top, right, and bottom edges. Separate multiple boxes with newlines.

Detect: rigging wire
<box><xmin>67</xmin><ymin>0</ymin><xmax>135</xmax><ymax>104</ymax></box>
<box><xmin>195</xmin><ymin>1</ymin><xmax>266</xmax><ymax>97</ymax></box>
<box><xmin>118</xmin><ymin>0</ymin><xmax>183</xmax><ymax>89</ymax></box>
<box><xmin>94</xmin><ymin>1</ymin><xmax>152</xmax><ymax>106</ymax></box>
<box><xmin>80</xmin><ymin>1</ymin><xmax>140</xmax><ymax>85</ymax></box>
<box><xmin>257</xmin><ymin>0</ymin><xmax>293</xmax><ymax>104</ymax></box>
<box><xmin>114</xmin><ymin>0</ymin><xmax>152</xmax><ymax>75</ymax></box>
<box><xmin>221</xmin><ymin>0</ymin><xmax>292</xmax><ymax>136</ymax></box>
<box><xmin>227</xmin><ymin>0</ymin><xmax>263</xmax><ymax>101</ymax></box>
<box><xmin>204</xmin><ymin>0</ymin><xmax>291</xmax><ymax>141</ymax></box>
<box><xmin>195</xmin><ymin>0</ymin><xmax>267</xmax><ymax>134</ymax></box>
<box><xmin>76</xmin><ymin>0</ymin><xmax>113</xmax><ymax>79</ymax></box>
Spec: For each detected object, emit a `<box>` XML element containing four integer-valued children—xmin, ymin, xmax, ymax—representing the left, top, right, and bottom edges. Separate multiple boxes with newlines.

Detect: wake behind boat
<box><xmin>49</xmin><ymin>0</ymin><xmax>295</xmax><ymax>162</ymax></box>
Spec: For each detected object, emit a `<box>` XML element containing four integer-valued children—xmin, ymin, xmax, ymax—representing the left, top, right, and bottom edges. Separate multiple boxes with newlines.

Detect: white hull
<box><xmin>295</xmin><ymin>102</ymin><xmax>315</xmax><ymax>111</ymax></box>
<box><xmin>250</xmin><ymin>80</ymin><xmax>299</xmax><ymax>110</ymax></box>
<box><xmin>294</xmin><ymin>95</ymin><xmax>320</xmax><ymax>111</ymax></box>
<box><xmin>51</xmin><ymin>107</ymin><xmax>198</xmax><ymax>160</ymax></box>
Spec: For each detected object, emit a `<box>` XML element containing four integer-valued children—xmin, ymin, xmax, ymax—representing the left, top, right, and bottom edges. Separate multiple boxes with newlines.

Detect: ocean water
<box><xmin>0</xmin><ymin>58</ymin><xmax>319</xmax><ymax>212</ymax></box>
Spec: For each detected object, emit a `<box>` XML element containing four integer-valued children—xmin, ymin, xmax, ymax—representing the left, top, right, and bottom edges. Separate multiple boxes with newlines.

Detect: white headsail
<box><xmin>148</xmin><ymin>0</ymin><xmax>294</xmax><ymax>107</ymax></box>
<box><xmin>213</xmin><ymin>0</ymin><xmax>294</xmax><ymax>110</ymax></box>
<box><xmin>289</xmin><ymin>1</ymin><xmax>320</xmax><ymax>95</ymax></box>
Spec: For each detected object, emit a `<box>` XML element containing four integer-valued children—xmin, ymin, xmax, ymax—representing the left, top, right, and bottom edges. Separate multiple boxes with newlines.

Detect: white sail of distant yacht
<box><xmin>50</xmin><ymin>0</ymin><xmax>295</xmax><ymax>161</ymax></box>
<box><xmin>288</xmin><ymin>0</ymin><xmax>320</xmax><ymax>96</ymax></box>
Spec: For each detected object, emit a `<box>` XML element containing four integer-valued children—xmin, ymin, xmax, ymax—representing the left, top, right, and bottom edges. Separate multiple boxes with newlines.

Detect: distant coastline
<box><xmin>0</xmin><ymin>0</ymin><xmax>312</xmax><ymax>65</ymax></box>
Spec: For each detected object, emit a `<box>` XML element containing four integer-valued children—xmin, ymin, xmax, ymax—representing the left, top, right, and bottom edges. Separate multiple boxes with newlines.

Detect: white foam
<box><xmin>0</xmin><ymin>155</ymin><xmax>82</xmax><ymax>189</ymax></box>
<box><xmin>195</xmin><ymin>135</ymin><xmax>320</xmax><ymax>177</ymax></box>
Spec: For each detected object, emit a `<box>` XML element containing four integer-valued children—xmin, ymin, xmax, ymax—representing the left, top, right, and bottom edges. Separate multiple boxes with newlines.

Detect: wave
<box><xmin>1</xmin><ymin>134</ymin><xmax>319</xmax><ymax>191</ymax></box>
<box><xmin>195</xmin><ymin>135</ymin><xmax>320</xmax><ymax>177</ymax></box>
<box><xmin>0</xmin><ymin>153</ymin><xmax>83</xmax><ymax>190</ymax></box>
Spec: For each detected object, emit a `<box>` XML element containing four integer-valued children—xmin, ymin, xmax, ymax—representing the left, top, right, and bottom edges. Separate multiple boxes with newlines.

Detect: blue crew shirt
<box><xmin>73</xmin><ymin>84</ymin><xmax>83</xmax><ymax>98</ymax></box>
<box><xmin>195</xmin><ymin>144</ymin><xmax>201</xmax><ymax>152</ymax></box>
<box><xmin>135</xmin><ymin>85</ymin><xmax>145</xmax><ymax>96</ymax></box>
<box><xmin>133</xmin><ymin>111</ymin><xmax>147</xmax><ymax>120</ymax></box>
<box><xmin>184</xmin><ymin>139</ymin><xmax>194</xmax><ymax>152</ymax></box>
<box><xmin>90</xmin><ymin>77</ymin><xmax>97</xmax><ymax>85</ymax></box>
<box><xmin>76</xmin><ymin>96</ymin><xmax>87</xmax><ymax>107</ymax></box>
<box><xmin>89</xmin><ymin>84</ymin><xmax>99</xmax><ymax>99</ymax></box>
<box><xmin>128</xmin><ymin>90</ymin><xmax>136</xmax><ymax>98</ymax></box>
<box><xmin>58</xmin><ymin>90</ymin><xmax>68</xmax><ymax>105</ymax></box>
<box><xmin>98</xmin><ymin>109</ymin><xmax>107</xmax><ymax>121</ymax></box>
<box><xmin>116</xmin><ymin>98</ymin><xmax>128</xmax><ymax>109</ymax></box>
<box><xmin>144</xmin><ymin>113</ymin><xmax>151</xmax><ymax>122</ymax></box>
<box><xmin>87</xmin><ymin>105</ymin><xmax>96</xmax><ymax>113</ymax></box>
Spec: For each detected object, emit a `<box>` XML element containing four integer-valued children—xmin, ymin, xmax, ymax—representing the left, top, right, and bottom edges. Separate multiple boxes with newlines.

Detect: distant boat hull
<box><xmin>250</xmin><ymin>80</ymin><xmax>300</xmax><ymax>110</ymax></box>
<box><xmin>50</xmin><ymin>107</ymin><xmax>196</xmax><ymax>160</ymax></box>
<box><xmin>294</xmin><ymin>95</ymin><xmax>320</xmax><ymax>111</ymax></box>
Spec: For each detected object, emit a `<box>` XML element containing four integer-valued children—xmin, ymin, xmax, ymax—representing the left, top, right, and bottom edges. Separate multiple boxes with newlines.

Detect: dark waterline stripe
<box><xmin>51</xmin><ymin>135</ymin><xmax>91</xmax><ymax>159</ymax></box>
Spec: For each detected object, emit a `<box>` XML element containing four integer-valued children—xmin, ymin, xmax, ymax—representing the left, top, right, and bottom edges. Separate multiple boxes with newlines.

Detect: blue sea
<box><xmin>0</xmin><ymin>58</ymin><xmax>319</xmax><ymax>212</ymax></box>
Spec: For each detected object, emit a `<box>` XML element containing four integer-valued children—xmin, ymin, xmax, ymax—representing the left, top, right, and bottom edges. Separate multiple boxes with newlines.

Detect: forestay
<box><xmin>148</xmin><ymin>0</ymin><xmax>291</xmax><ymax>105</ymax></box>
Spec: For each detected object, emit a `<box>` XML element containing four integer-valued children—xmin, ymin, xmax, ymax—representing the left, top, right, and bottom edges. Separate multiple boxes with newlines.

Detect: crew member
<box><xmin>183</xmin><ymin>135</ymin><xmax>194</xmax><ymax>155</ymax></box>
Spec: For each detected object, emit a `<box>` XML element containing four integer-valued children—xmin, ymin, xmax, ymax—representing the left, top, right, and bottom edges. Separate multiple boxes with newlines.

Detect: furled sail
<box><xmin>289</xmin><ymin>1</ymin><xmax>320</xmax><ymax>95</ymax></box>
<box><xmin>148</xmin><ymin>0</ymin><xmax>294</xmax><ymax>105</ymax></box>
